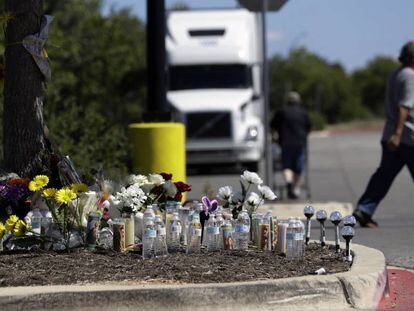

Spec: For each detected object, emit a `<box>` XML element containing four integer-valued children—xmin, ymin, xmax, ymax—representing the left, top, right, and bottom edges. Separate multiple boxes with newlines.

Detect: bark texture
<box><xmin>3</xmin><ymin>0</ymin><xmax>49</xmax><ymax>177</ymax></box>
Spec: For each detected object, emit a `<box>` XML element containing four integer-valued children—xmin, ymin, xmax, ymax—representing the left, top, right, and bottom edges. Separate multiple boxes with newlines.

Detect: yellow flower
<box><xmin>70</xmin><ymin>183</ymin><xmax>89</xmax><ymax>193</ymax></box>
<box><xmin>42</xmin><ymin>188</ymin><xmax>57</xmax><ymax>198</ymax></box>
<box><xmin>29</xmin><ymin>175</ymin><xmax>49</xmax><ymax>191</ymax></box>
<box><xmin>0</xmin><ymin>222</ymin><xmax>5</xmax><ymax>239</ymax></box>
<box><xmin>6</xmin><ymin>215</ymin><xmax>19</xmax><ymax>232</ymax></box>
<box><xmin>14</xmin><ymin>220</ymin><xmax>31</xmax><ymax>237</ymax></box>
<box><xmin>55</xmin><ymin>188</ymin><xmax>77</xmax><ymax>204</ymax></box>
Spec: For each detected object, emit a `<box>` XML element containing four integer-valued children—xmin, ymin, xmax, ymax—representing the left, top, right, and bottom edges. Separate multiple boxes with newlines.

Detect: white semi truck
<box><xmin>166</xmin><ymin>9</ymin><xmax>264</xmax><ymax>171</ymax></box>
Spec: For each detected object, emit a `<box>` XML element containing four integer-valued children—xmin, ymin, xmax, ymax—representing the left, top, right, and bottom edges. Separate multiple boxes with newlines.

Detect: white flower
<box><xmin>217</xmin><ymin>186</ymin><xmax>233</xmax><ymax>201</ymax></box>
<box><xmin>163</xmin><ymin>180</ymin><xmax>177</xmax><ymax>197</ymax></box>
<box><xmin>241</xmin><ymin>170</ymin><xmax>263</xmax><ymax>185</ymax></box>
<box><xmin>127</xmin><ymin>174</ymin><xmax>148</xmax><ymax>186</ymax></box>
<box><xmin>148</xmin><ymin>173</ymin><xmax>164</xmax><ymax>186</ymax></box>
<box><xmin>140</xmin><ymin>183</ymin><xmax>154</xmax><ymax>194</ymax></box>
<box><xmin>258</xmin><ymin>185</ymin><xmax>277</xmax><ymax>200</ymax></box>
<box><xmin>230</xmin><ymin>191</ymin><xmax>243</xmax><ymax>205</ymax></box>
<box><xmin>243</xmin><ymin>192</ymin><xmax>262</xmax><ymax>209</ymax></box>
<box><xmin>115</xmin><ymin>184</ymin><xmax>147</xmax><ymax>213</ymax></box>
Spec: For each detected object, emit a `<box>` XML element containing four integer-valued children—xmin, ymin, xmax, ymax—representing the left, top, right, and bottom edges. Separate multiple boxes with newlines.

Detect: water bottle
<box><xmin>294</xmin><ymin>218</ymin><xmax>305</xmax><ymax>258</ymax></box>
<box><xmin>152</xmin><ymin>203</ymin><xmax>161</xmax><ymax>218</ymax></box>
<box><xmin>206</xmin><ymin>215</ymin><xmax>220</xmax><ymax>251</ymax></box>
<box><xmin>215</xmin><ymin>211</ymin><xmax>225</xmax><ymax>249</ymax></box>
<box><xmin>178</xmin><ymin>206</ymin><xmax>190</xmax><ymax>246</ymax></box>
<box><xmin>168</xmin><ymin>211</ymin><xmax>182</xmax><ymax>252</ymax></box>
<box><xmin>193</xmin><ymin>201</ymin><xmax>203</xmax><ymax>213</ymax></box>
<box><xmin>165</xmin><ymin>201</ymin><xmax>179</xmax><ymax>241</ymax></box>
<box><xmin>234</xmin><ymin>210</ymin><xmax>250</xmax><ymax>250</ymax></box>
<box><xmin>31</xmin><ymin>208</ymin><xmax>42</xmax><ymax>235</ymax></box>
<box><xmin>187</xmin><ymin>213</ymin><xmax>202</xmax><ymax>254</ymax></box>
<box><xmin>143</xmin><ymin>205</ymin><xmax>155</xmax><ymax>228</ymax></box>
<box><xmin>154</xmin><ymin>215</ymin><xmax>168</xmax><ymax>257</ymax></box>
<box><xmin>142</xmin><ymin>219</ymin><xmax>156</xmax><ymax>259</ymax></box>
<box><xmin>252</xmin><ymin>212</ymin><xmax>263</xmax><ymax>246</ymax></box>
<box><xmin>286</xmin><ymin>218</ymin><xmax>296</xmax><ymax>260</ymax></box>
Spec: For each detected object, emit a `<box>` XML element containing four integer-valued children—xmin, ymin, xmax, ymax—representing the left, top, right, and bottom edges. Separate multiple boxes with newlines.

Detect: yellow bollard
<box><xmin>128</xmin><ymin>122</ymin><xmax>186</xmax><ymax>199</ymax></box>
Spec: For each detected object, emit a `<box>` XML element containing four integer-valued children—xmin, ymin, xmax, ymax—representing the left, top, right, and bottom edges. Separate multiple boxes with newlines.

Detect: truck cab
<box><xmin>166</xmin><ymin>9</ymin><xmax>264</xmax><ymax>171</ymax></box>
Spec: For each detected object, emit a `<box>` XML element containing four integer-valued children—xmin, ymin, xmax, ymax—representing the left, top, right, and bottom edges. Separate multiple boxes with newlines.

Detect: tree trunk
<box><xmin>3</xmin><ymin>0</ymin><xmax>49</xmax><ymax>177</ymax></box>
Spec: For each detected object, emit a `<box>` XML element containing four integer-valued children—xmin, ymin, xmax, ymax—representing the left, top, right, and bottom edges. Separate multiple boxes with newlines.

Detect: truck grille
<box><xmin>186</xmin><ymin>112</ymin><xmax>232</xmax><ymax>139</ymax></box>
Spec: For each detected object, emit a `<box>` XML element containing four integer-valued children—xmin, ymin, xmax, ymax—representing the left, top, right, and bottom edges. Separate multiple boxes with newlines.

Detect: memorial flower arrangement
<box><xmin>115</xmin><ymin>172</ymin><xmax>191</xmax><ymax>214</ymax></box>
<box><xmin>216</xmin><ymin>170</ymin><xmax>277</xmax><ymax>219</ymax></box>
<box><xmin>25</xmin><ymin>175</ymin><xmax>93</xmax><ymax>249</ymax></box>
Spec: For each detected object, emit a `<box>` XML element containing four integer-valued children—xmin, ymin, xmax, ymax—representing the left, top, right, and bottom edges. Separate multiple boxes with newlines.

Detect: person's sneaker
<box><xmin>353</xmin><ymin>210</ymin><xmax>379</xmax><ymax>228</ymax></box>
<box><xmin>286</xmin><ymin>183</ymin><xmax>298</xmax><ymax>200</ymax></box>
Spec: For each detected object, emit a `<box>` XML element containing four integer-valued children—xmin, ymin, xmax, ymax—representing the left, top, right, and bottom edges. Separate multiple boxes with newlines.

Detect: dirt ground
<box><xmin>0</xmin><ymin>243</ymin><xmax>350</xmax><ymax>287</ymax></box>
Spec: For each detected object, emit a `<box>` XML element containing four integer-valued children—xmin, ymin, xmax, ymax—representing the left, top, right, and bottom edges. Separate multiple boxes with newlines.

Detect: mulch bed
<box><xmin>0</xmin><ymin>243</ymin><xmax>351</xmax><ymax>287</ymax></box>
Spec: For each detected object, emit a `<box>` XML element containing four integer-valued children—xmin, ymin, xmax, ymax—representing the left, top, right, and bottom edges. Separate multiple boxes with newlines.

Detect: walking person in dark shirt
<box><xmin>353</xmin><ymin>41</ymin><xmax>414</xmax><ymax>228</ymax></box>
<box><xmin>270</xmin><ymin>91</ymin><xmax>312</xmax><ymax>199</ymax></box>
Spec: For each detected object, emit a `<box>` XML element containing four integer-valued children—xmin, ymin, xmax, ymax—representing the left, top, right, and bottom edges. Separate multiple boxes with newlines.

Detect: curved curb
<box><xmin>0</xmin><ymin>243</ymin><xmax>386</xmax><ymax>311</ymax></box>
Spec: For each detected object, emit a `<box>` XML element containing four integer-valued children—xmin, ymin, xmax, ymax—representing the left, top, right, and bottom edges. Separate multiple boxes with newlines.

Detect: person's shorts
<box><xmin>281</xmin><ymin>146</ymin><xmax>306</xmax><ymax>175</ymax></box>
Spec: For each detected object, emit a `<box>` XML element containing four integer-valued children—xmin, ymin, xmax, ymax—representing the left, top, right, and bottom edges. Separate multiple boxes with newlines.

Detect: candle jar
<box><xmin>112</xmin><ymin>218</ymin><xmax>126</xmax><ymax>252</ymax></box>
<box><xmin>277</xmin><ymin>220</ymin><xmax>289</xmax><ymax>255</ymax></box>
<box><xmin>86</xmin><ymin>212</ymin><xmax>101</xmax><ymax>249</ymax></box>
<box><xmin>122</xmin><ymin>212</ymin><xmax>135</xmax><ymax>247</ymax></box>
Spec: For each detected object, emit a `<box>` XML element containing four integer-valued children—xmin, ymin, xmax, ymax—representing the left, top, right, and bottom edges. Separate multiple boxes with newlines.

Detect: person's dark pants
<box><xmin>281</xmin><ymin>145</ymin><xmax>306</xmax><ymax>175</ymax></box>
<box><xmin>356</xmin><ymin>142</ymin><xmax>414</xmax><ymax>216</ymax></box>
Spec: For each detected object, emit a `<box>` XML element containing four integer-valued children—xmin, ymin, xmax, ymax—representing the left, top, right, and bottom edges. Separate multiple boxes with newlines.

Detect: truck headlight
<box><xmin>245</xmin><ymin>126</ymin><xmax>259</xmax><ymax>141</ymax></box>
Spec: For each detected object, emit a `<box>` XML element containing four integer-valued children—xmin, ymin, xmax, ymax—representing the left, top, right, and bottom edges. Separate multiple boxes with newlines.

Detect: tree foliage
<box><xmin>27</xmin><ymin>0</ymin><xmax>145</xmax><ymax>179</ymax></box>
<box><xmin>351</xmin><ymin>56</ymin><xmax>398</xmax><ymax>115</ymax></box>
<box><xmin>269</xmin><ymin>47</ymin><xmax>372</xmax><ymax>124</ymax></box>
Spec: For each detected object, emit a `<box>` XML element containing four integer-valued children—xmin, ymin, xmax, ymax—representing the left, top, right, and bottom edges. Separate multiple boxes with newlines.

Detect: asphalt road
<box><xmin>187</xmin><ymin>131</ymin><xmax>414</xmax><ymax>269</ymax></box>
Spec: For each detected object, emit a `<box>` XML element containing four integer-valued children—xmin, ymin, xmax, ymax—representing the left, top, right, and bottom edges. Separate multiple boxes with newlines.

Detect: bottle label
<box><xmin>207</xmin><ymin>227</ymin><xmax>220</xmax><ymax>235</ymax></box>
<box><xmin>294</xmin><ymin>233</ymin><xmax>303</xmax><ymax>240</ymax></box>
<box><xmin>31</xmin><ymin>221</ymin><xmax>41</xmax><ymax>229</ymax></box>
<box><xmin>235</xmin><ymin>225</ymin><xmax>249</xmax><ymax>233</ymax></box>
<box><xmin>286</xmin><ymin>232</ymin><xmax>294</xmax><ymax>240</ymax></box>
<box><xmin>145</xmin><ymin>229</ymin><xmax>156</xmax><ymax>238</ymax></box>
<box><xmin>157</xmin><ymin>228</ymin><xmax>166</xmax><ymax>236</ymax></box>
<box><xmin>223</xmin><ymin>227</ymin><xmax>233</xmax><ymax>238</ymax></box>
<box><xmin>172</xmin><ymin>225</ymin><xmax>182</xmax><ymax>233</ymax></box>
<box><xmin>190</xmin><ymin>228</ymin><xmax>202</xmax><ymax>237</ymax></box>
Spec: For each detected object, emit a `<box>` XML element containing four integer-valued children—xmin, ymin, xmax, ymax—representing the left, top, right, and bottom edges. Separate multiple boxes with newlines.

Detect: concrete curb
<box><xmin>0</xmin><ymin>243</ymin><xmax>386</xmax><ymax>311</ymax></box>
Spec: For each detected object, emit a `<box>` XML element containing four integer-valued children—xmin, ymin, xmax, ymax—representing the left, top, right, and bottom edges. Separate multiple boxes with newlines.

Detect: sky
<box><xmin>105</xmin><ymin>0</ymin><xmax>414</xmax><ymax>72</ymax></box>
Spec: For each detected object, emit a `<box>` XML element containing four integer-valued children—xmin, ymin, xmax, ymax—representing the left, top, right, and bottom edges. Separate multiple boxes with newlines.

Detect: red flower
<box><xmin>7</xmin><ymin>178</ymin><xmax>29</xmax><ymax>187</ymax></box>
<box><xmin>151</xmin><ymin>185</ymin><xmax>164</xmax><ymax>195</ymax></box>
<box><xmin>160</xmin><ymin>173</ymin><xmax>173</xmax><ymax>181</ymax></box>
<box><xmin>174</xmin><ymin>192</ymin><xmax>183</xmax><ymax>202</ymax></box>
<box><xmin>174</xmin><ymin>182</ymin><xmax>191</xmax><ymax>192</ymax></box>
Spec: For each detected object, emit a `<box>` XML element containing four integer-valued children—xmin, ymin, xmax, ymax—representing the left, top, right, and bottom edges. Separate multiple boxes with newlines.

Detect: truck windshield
<box><xmin>169</xmin><ymin>65</ymin><xmax>252</xmax><ymax>90</ymax></box>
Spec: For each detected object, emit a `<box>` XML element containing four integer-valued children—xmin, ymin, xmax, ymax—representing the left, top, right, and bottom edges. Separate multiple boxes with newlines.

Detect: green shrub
<box><xmin>309</xmin><ymin>111</ymin><xmax>326</xmax><ymax>131</ymax></box>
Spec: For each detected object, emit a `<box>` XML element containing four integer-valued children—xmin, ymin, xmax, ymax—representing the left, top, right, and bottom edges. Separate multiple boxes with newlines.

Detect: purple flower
<box><xmin>202</xmin><ymin>196</ymin><xmax>218</xmax><ymax>216</ymax></box>
<box><xmin>0</xmin><ymin>183</ymin><xmax>30</xmax><ymax>203</ymax></box>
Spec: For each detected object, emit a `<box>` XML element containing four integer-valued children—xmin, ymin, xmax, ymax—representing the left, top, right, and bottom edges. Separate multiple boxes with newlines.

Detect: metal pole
<box><xmin>146</xmin><ymin>0</ymin><xmax>170</xmax><ymax>121</ymax></box>
<box><xmin>261</xmin><ymin>0</ymin><xmax>273</xmax><ymax>185</ymax></box>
